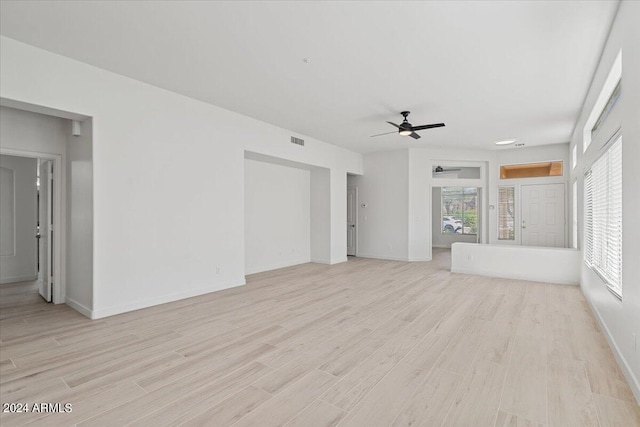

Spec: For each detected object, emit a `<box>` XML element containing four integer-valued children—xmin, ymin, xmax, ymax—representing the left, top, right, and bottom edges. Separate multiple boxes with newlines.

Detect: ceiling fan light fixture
<box><xmin>399</xmin><ymin>129</ymin><xmax>412</xmax><ymax>136</ymax></box>
<box><xmin>495</xmin><ymin>139</ymin><xmax>517</xmax><ymax>145</ymax></box>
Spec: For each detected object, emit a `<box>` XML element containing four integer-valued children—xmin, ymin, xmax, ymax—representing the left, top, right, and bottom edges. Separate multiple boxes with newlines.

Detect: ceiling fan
<box><xmin>370</xmin><ymin>111</ymin><xmax>445</xmax><ymax>139</ymax></box>
<box><xmin>434</xmin><ymin>166</ymin><xmax>462</xmax><ymax>173</ymax></box>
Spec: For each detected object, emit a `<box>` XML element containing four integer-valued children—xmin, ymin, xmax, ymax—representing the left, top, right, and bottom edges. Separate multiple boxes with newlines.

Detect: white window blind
<box><xmin>584</xmin><ymin>137</ymin><xmax>622</xmax><ymax>297</ymax></box>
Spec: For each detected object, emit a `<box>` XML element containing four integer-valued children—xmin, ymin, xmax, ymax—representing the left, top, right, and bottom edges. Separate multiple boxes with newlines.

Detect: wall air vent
<box><xmin>291</xmin><ymin>136</ymin><xmax>305</xmax><ymax>146</ymax></box>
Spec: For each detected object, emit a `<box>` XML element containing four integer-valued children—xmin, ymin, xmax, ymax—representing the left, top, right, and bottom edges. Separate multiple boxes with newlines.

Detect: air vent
<box><xmin>291</xmin><ymin>136</ymin><xmax>305</xmax><ymax>146</ymax></box>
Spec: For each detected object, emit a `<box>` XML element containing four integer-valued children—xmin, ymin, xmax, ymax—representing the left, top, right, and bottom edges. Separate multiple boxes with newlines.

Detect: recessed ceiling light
<box><xmin>495</xmin><ymin>139</ymin><xmax>516</xmax><ymax>145</ymax></box>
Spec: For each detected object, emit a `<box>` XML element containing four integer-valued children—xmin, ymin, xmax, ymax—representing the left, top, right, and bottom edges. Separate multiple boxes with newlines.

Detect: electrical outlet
<box><xmin>216</xmin><ymin>267</ymin><xmax>221</xmax><ymax>274</ymax></box>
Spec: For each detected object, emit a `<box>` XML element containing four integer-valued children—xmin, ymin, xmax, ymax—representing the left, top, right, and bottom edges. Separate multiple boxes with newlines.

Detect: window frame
<box><xmin>440</xmin><ymin>187</ymin><xmax>479</xmax><ymax>236</ymax></box>
<box><xmin>497</xmin><ymin>186</ymin><xmax>515</xmax><ymax>241</ymax></box>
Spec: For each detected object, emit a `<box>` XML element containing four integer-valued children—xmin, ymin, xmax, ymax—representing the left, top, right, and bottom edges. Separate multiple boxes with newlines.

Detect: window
<box><xmin>572</xmin><ymin>180</ymin><xmax>578</xmax><ymax>249</ymax></box>
<box><xmin>497</xmin><ymin>187</ymin><xmax>515</xmax><ymax>240</ymax></box>
<box><xmin>584</xmin><ymin>136</ymin><xmax>622</xmax><ymax>297</ymax></box>
<box><xmin>591</xmin><ymin>80</ymin><xmax>621</xmax><ymax>140</ymax></box>
<box><xmin>584</xmin><ymin>50</ymin><xmax>621</xmax><ymax>153</ymax></box>
<box><xmin>572</xmin><ymin>145</ymin><xmax>577</xmax><ymax>170</ymax></box>
<box><xmin>441</xmin><ymin>187</ymin><xmax>478</xmax><ymax>235</ymax></box>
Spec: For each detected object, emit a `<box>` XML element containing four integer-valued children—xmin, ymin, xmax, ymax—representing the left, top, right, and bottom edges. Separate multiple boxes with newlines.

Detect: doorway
<box><xmin>521</xmin><ymin>183</ymin><xmax>566</xmax><ymax>247</ymax></box>
<box><xmin>0</xmin><ymin>153</ymin><xmax>58</xmax><ymax>302</ymax></box>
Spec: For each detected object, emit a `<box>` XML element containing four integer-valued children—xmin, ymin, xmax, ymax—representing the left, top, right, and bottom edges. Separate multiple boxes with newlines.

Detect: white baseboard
<box><xmin>584</xmin><ymin>293</ymin><xmax>640</xmax><ymax>403</ymax></box>
<box><xmin>91</xmin><ymin>278</ymin><xmax>246</xmax><ymax>320</ymax></box>
<box><xmin>311</xmin><ymin>257</ymin><xmax>332</xmax><ymax>264</ymax></box>
<box><xmin>0</xmin><ymin>274</ymin><xmax>38</xmax><ymax>284</ymax></box>
<box><xmin>330</xmin><ymin>257</ymin><xmax>348</xmax><ymax>265</ymax></box>
<box><xmin>65</xmin><ymin>297</ymin><xmax>93</xmax><ymax>319</ymax></box>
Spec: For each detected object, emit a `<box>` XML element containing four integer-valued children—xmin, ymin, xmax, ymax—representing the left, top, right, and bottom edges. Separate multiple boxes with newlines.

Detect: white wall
<box><xmin>356</xmin><ymin>145</ymin><xmax>569</xmax><ymax>260</ymax></box>
<box><xmin>451</xmin><ymin>243</ymin><xmax>579</xmax><ymax>285</ymax></box>
<box><xmin>244</xmin><ymin>159</ymin><xmax>310</xmax><ymax>274</ymax></box>
<box><xmin>354</xmin><ymin>147</ymin><xmax>489</xmax><ymax>261</ymax></box>
<box><xmin>351</xmin><ymin>150</ymin><xmax>409</xmax><ymax>261</ymax></box>
<box><xmin>65</xmin><ymin>119</ymin><xmax>93</xmax><ymax>314</ymax></box>
<box><xmin>0</xmin><ymin>36</ymin><xmax>362</xmax><ymax>318</ymax></box>
<box><xmin>410</xmin><ymin>148</ymin><xmax>491</xmax><ymax>261</ymax></box>
<box><xmin>329</xmin><ymin>170</ymin><xmax>348</xmax><ymax>264</ymax></box>
<box><xmin>0</xmin><ymin>154</ymin><xmax>37</xmax><ymax>283</ymax></box>
<box><xmin>431</xmin><ymin>187</ymin><xmax>478</xmax><ymax>248</ymax></box>
<box><xmin>0</xmin><ymin>106</ymin><xmax>68</xmax><ymax>154</ymax></box>
<box><xmin>490</xmin><ymin>143</ymin><xmax>570</xmax><ymax>246</ymax></box>
<box><xmin>311</xmin><ymin>168</ymin><xmax>331</xmax><ymax>263</ymax></box>
<box><xmin>569</xmin><ymin>0</ymin><xmax>640</xmax><ymax>401</ymax></box>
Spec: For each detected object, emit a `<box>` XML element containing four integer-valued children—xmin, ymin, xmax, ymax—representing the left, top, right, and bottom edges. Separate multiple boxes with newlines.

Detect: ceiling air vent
<box><xmin>291</xmin><ymin>136</ymin><xmax>305</xmax><ymax>146</ymax></box>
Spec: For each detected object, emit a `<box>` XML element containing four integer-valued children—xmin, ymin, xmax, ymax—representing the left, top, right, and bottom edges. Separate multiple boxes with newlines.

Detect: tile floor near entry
<box><xmin>0</xmin><ymin>249</ymin><xmax>638</xmax><ymax>426</ymax></box>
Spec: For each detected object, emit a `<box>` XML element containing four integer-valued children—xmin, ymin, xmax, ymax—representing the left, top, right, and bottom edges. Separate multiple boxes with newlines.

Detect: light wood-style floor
<box><xmin>1</xmin><ymin>249</ymin><xmax>638</xmax><ymax>427</ymax></box>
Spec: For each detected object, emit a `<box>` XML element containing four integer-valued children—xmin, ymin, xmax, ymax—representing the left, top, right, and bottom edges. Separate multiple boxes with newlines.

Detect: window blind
<box><xmin>584</xmin><ymin>137</ymin><xmax>622</xmax><ymax>297</ymax></box>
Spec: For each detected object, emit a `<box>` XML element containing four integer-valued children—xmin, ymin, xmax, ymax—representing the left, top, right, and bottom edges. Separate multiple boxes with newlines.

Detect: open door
<box><xmin>347</xmin><ymin>187</ymin><xmax>357</xmax><ymax>256</ymax></box>
<box><xmin>38</xmin><ymin>160</ymin><xmax>53</xmax><ymax>302</ymax></box>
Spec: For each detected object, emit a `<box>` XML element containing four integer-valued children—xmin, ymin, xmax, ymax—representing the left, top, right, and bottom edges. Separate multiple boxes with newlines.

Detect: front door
<box><xmin>38</xmin><ymin>160</ymin><xmax>53</xmax><ymax>302</ymax></box>
<box><xmin>521</xmin><ymin>183</ymin><xmax>565</xmax><ymax>248</ymax></box>
<box><xmin>347</xmin><ymin>187</ymin><xmax>357</xmax><ymax>256</ymax></box>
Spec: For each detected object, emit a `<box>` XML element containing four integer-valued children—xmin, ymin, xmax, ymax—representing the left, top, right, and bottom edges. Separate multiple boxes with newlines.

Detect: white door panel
<box><xmin>38</xmin><ymin>160</ymin><xmax>53</xmax><ymax>302</ymax></box>
<box><xmin>38</xmin><ymin>160</ymin><xmax>54</xmax><ymax>302</ymax></box>
<box><xmin>521</xmin><ymin>183</ymin><xmax>565</xmax><ymax>248</ymax></box>
<box><xmin>347</xmin><ymin>187</ymin><xmax>357</xmax><ymax>256</ymax></box>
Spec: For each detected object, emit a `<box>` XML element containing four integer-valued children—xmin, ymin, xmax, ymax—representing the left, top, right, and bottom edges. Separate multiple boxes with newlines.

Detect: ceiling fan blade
<box><xmin>409</xmin><ymin>132</ymin><xmax>421</xmax><ymax>140</ymax></box>
<box><xmin>386</xmin><ymin>121</ymin><xmax>401</xmax><ymax>129</ymax></box>
<box><xmin>411</xmin><ymin>123</ymin><xmax>445</xmax><ymax>131</ymax></box>
<box><xmin>369</xmin><ymin>131</ymin><xmax>397</xmax><ymax>138</ymax></box>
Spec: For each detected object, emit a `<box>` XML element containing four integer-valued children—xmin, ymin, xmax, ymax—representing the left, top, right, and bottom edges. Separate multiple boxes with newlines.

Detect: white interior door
<box><xmin>521</xmin><ymin>183</ymin><xmax>565</xmax><ymax>248</ymax></box>
<box><xmin>0</xmin><ymin>155</ymin><xmax>38</xmax><ymax>284</ymax></box>
<box><xmin>38</xmin><ymin>160</ymin><xmax>53</xmax><ymax>302</ymax></box>
<box><xmin>347</xmin><ymin>187</ymin><xmax>357</xmax><ymax>256</ymax></box>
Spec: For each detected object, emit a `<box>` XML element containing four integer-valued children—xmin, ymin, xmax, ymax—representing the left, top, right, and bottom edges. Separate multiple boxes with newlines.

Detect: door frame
<box><xmin>0</xmin><ymin>147</ymin><xmax>64</xmax><ymax>304</ymax></box>
<box><xmin>347</xmin><ymin>186</ymin><xmax>358</xmax><ymax>256</ymax></box>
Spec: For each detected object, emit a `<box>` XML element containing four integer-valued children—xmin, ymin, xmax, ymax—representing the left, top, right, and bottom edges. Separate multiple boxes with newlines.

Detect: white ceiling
<box><xmin>0</xmin><ymin>1</ymin><xmax>619</xmax><ymax>153</ymax></box>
